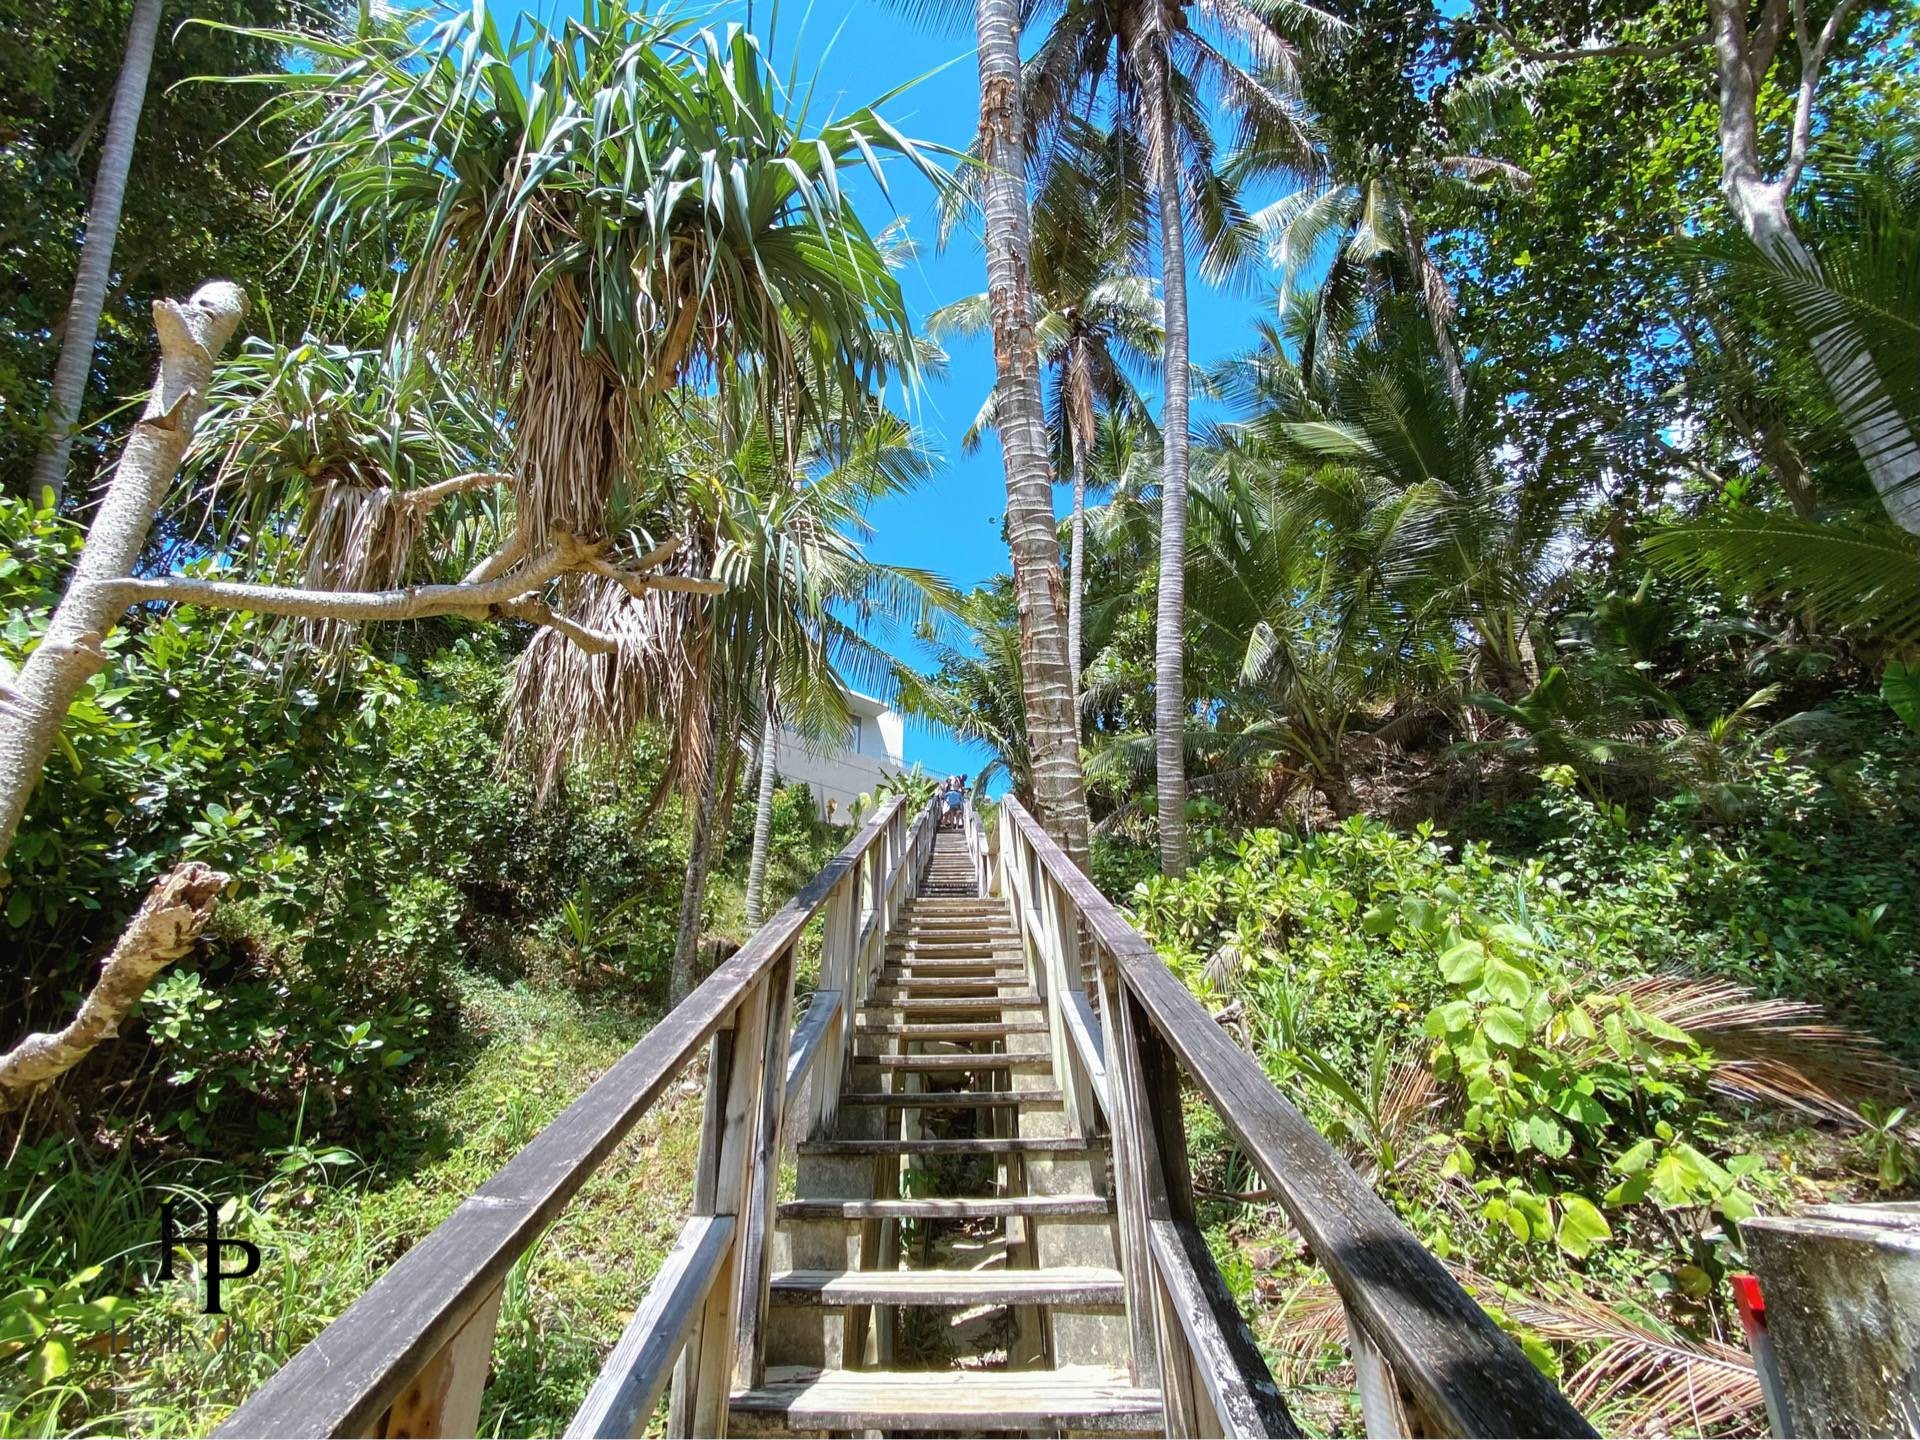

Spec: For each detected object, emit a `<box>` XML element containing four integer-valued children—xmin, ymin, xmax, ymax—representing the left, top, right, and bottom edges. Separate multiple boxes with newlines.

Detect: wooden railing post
<box><xmin>379</xmin><ymin>1282</ymin><xmax>505</xmax><ymax>1439</ymax></box>
<box><xmin>669</xmin><ymin>976</ymin><xmax>774</xmax><ymax>1436</ymax></box>
<box><xmin>1349</xmin><ymin>1315</ymin><xmax>1422</xmax><ymax>1438</ymax></box>
<box><xmin>812</xmin><ymin>879</ymin><xmax>855</xmax><ymax>1140</ymax></box>
<box><xmin>734</xmin><ymin>948</ymin><xmax>798</xmax><ymax>1391</ymax></box>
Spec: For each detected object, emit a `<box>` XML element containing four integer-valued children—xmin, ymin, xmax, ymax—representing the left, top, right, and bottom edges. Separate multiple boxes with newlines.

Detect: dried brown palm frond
<box><xmin>1263</xmin><ymin>1268</ymin><xmax>1761</xmax><ymax>1435</ymax></box>
<box><xmin>1380</xmin><ymin>1055</ymin><xmax>1441</xmax><ymax>1140</ymax></box>
<box><xmin>1609</xmin><ymin>975</ymin><xmax>1914</xmax><ymax>1126</ymax></box>
<box><xmin>1498</xmin><ymin>1281</ymin><xmax>1761</xmax><ymax>1433</ymax></box>
<box><xmin>501</xmin><ymin>574</ymin><xmax>708</xmax><ymax>802</ymax></box>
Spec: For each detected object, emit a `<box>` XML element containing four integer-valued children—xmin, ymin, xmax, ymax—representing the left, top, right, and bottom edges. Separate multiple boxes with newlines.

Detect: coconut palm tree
<box><xmin>1016</xmin><ymin>0</ymin><xmax>1333</xmax><ymax>875</ymax></box>
<box><xmin>1247</xmin><ymin>73</ymin><xmax>1533</xmax><ymax>408</ymax></box>
<box><xmin>31</xmin><ymin>0</ymin><xmax>165</xmax><ymax>506</ymax></box>
<box><xmin>928</xmin><ymin>140</ymin><xmax>1162</xmax><ymax>718</ymax></box>
<box><xmin>1214</xmin><ymin>298</ymin><xmax>1592</xmax><ymax>696</ymax></box>
<box><xmin>962</xmin><ymin>0</ymin><xmax>1096</xmax><ymax>865</ymax></box>
<box><xmin>895</xmin><ymin>581</ymin><xmax>1033</xmax><ymax>799</ymax></box>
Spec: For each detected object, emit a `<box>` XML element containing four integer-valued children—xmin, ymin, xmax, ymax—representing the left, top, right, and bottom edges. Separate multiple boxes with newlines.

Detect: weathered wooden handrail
<box><xmin>219</xmin><ymin>791</ymin><xmax>938</xmax><ymax>1440</ymax></box>
<box><xmin>994</xmin><ymin>796</ymin><xmax>1595</xmax><ymax>1440</ymax></box>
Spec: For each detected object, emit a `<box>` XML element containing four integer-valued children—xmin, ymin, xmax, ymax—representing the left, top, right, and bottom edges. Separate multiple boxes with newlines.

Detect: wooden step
<box><xmin>839</xmin><ymin>1088</ymin><xmax>1063</xmax><ymax>1107</ymax></box>
<box><xmin>883</xmin><ymin>957</ymin><xmax>1026</xmax><ymax>971</ymax></box>
<box><xmin>776</xmin><ymin>1194</ymin><xmax>1111</xmax><ymax>1220</ymax></box>
<box><xmin>860</xmin><ymin>996</ymin><xmax>1043</xmax><ymax>1014</ymax></box>
<box><xmin>768</xmin><ymin>1266</ymin><xmax>1125</xmax><ymax>1307</ymax></box>
<box><xmin>731</xmin><ymin>1366</ymin><xmax>1162</xmax><ymax>1435</ymax></box>
<box><xmin>873</xmin><ymin>976</ymin><xmax>1028</xmax><ymax>993</ymax></box>
<box><xmin>798</xmin><ymin>1137</ymin><xmax>1096</xmax><ymax>1156</ymax></box>
<box><xmin>863</xmin><ymin>1053</ymin><xmax>1053</xmax><ymax>1072</ymax></box>
<box><xmin>855</xmin><ymin>1021</ymin><xmax>1047</xmax><ymax>1040</ymax></box>
<box><xmin>880</xmin><ymin>966</ymin><xmax>1028</xmax><ymax>981</ymax></box>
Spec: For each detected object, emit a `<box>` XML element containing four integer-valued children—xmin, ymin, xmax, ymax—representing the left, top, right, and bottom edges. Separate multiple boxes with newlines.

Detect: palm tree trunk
<box><xmin>1143</xmin><ymin>45</ymin><xmax>1191</xmax><ymax>877</ymax></box>
<box><xmin>31</xmin><ymin>0</ymin><xmax>166</xmax><ymax>507</ymax></box>
<box><xmin>974</xmin><ymin>0</ymin><xmax>1092</xmax><ymax>867</ymax></box>
<box><xmin>1068</xmin><ymin>442</ymin><xmax>1088</xmax><ymax>723</ymax></box>
<box><xmin>668</xmin><ymin>689</ymin><xmax>722</xmax><ymax>1005</ymax></box>
<box><xmin>745</xmin><ymin>712</ymin><xmax>779</xmax><ymax>928</ymax></box>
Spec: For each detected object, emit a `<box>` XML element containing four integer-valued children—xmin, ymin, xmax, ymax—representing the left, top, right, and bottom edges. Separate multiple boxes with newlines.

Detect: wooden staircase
<box><xmin>219</xmin><ymin>791</ymin><xmax>1593</xmax><ymax>1440</ymax></box>
<box><xmin>737</xmin><ymin>878</ymin><xmax>1159</xmax><ymax>1433</ymax></box>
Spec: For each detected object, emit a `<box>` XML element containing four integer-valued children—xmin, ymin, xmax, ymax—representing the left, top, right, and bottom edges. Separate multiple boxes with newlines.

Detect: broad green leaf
<box><xmin>1439</xmin><ymin>939</ymin><xmax>1485</xmax><ymax>985</ymax></box>
<box><xmin>1481</xmin><ymin>1005</ymin><xmax>1528</xmax><ymax>1048</ymax></box>
<box><xmin>1361</xmin><ymin>903</ymin><xmax>1396</xmax><ymax>935</ymax></box>
<box><xmin>1883</xmin><ymin>661</ymin><xmax>1920</xmax><ymax>733</ymax></box>
<box><xmin>1555</xmin><ymin>1195</ymin><xmax>1612</xmax><ymax>1259</ymax></box>
<box><xmin>1482</xmin><ymin>955</ymin><xmax>1532</xmax><ymax>1007</ymax></box>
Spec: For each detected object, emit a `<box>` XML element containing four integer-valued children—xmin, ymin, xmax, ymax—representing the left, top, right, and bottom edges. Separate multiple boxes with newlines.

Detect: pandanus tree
<box><xmin>505</xmin><ymin>392</ymin><xmax>951</xmax><ymax>999</ymax></box>
<box><xmin>929</xmin><ymin>130</ymin><xmax>1162</xmax><ymax>718</ymax></box>
<box><xmin>1015</xmin><ymin>0</ymin><xmax>1334</xmax><ymax>874</ymax></box>
<box><xmin>214</xmin><ymin>3</ymin><xmax>941</xmax><ymax>995</ymax></box>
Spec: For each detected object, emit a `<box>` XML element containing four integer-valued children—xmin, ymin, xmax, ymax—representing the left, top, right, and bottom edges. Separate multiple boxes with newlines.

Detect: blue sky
<box><xmin>504</xmin><ymin>0</ymin><xmax>1293</xmax><ymax>783</ymax></box>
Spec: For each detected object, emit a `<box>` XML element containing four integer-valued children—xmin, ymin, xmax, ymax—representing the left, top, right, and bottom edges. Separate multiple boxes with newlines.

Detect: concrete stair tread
<box><xmin>798</xmin><ymin>1136</ymin><xmax>1097</xmax><ymax>1156</ymax></box>
<box><xmin>839</xmin><ymin>1088</ymin><xmax>1063</xmax><ymax>1107</ymax></box>
<box><xmin>777</xmin><ymin>1194</ymin><xmax>1111</xmax><ymax>1220</ymax></box>
<box><xmin>730</xmin><ymin>1365</ymin><xmax>1162</xmax><ymax>1434</ymax></box>
<box><xmin>768</xmin><ymin>1266</ymin><xmax>1125</xmax><ymax>1307</ymax></box>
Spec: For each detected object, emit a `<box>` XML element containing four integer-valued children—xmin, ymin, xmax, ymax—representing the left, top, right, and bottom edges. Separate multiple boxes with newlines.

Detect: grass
<box><xmin>0</xmin><ymin>972</ymin><xmax>705</xmax><ymax>1439</ymax></box>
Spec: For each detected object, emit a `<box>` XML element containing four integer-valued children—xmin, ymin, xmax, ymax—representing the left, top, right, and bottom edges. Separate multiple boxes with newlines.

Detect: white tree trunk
<box><xmin>1144</xmin><ymin>47</ymin><xmax>1191</xmax><ymax>877</ymax></box>
<box><xmin>744</xmin><ymin>712</ymin><xmax>779</xmax><ymax>928</ymax></box>
<box><xmin>31</xmin><ymin>0</ymin><xmax>166</xmax><ymax>507</ymax></box>
<box><xmin>974</xmin><ymin>0</ymin><xmax>1092</xmax><ymax>866</ymax></box>
<box><xmin>1068</xmin><ymin>443</ymin><xmax>1088</xmax><ymax>724</ymax></box>
<box><xmin>1707</xmin><ymin>0</ymin><xmax>1920</xmax><ymax>536</ymax></box>
<box><xmin>0</xmin><ymin>282</ymin><xmax>247</xmax><ymax>869</ymax></box>
<box><xmin>668</xmin><ymin>688</ymin><xmax>722</xmax><ymax>1004</ymax></box>
<box><xmin>0</xmin><ymin>861</ymin><xmax>226</xmax><ymax>1110</ymax></box>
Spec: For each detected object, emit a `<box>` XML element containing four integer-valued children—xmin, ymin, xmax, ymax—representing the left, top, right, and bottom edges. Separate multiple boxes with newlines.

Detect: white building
<box><xmin>774</xmin><ymin>691</ymin><xmax>908</xmax><ymax>824</ymax></box>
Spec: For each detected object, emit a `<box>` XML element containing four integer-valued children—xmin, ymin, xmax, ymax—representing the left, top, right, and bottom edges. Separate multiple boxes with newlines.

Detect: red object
<box><xmin>1732</xmin><ymin>1272</ymin><xmax>1766</xmax><ymax>1324</ymax></box>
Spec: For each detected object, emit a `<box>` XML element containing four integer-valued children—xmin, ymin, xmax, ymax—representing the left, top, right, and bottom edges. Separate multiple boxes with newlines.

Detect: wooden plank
<box><xmin>734</xmin><ymin>951</ymin><xmax>797</xmax><ymax>1389</ymax></box>
<box><xmin>781</xmin><ymin>988</ymin><xmax>840</xmax><ymax>1105</ymax></box>
<box><xmin>768</xmin><ymin>1267</ymin><xmax>1126</xmax><ymax>1306</ymax></box>
<box><xmin>1349</xmin><ymin>1311</ymin><xmax>1418</xmax><ymax>1440</ymax></box>
<box><xmin>998</xmin><ymin>797</ymin><xmax>1594</xmax><ymax>1440</ymax></box>
<box><xmin>672</xmin><ymin>972</ymin><xmax>771</xmax><ymax>1435</ymax></box>
<box><xmin>854</xmin><ymin>1021</ymin><xmax>1047</xmax><ymax>1039</ymax></box>
<box><xmin>562</xmin><ymin>1215</ymin><xmax>735</xmax><ymax>1440</ymax></box>
<box><xmin>863</xmin><ymin>1053</ymin><xmax>1053</xmax><ymax>1072</ymax></box>
<box><xmin>379</xmin><ymin>1280</ymin><xmax>502</xmax><ymax>1440</ymax></box>
<box><xmin>798</xmin><ymin>1137</ymin><xmax>1097</xmax><ymax>1156</ymax></box>
<box><xmin>729</xmin><ymin>1365</ymin><xmax>1162</xmax><ymax>1434</ymax></box>
<box><xmin>839</xmin><ymin>1089</ymin><xmax>1061</xmax><ymax>1108</ymax></box>
<box><xmin>859</xmin><ymin>996</ymin><xmax>1043</xmax><ymax>1013</ymax></box>
<box><xmin>216</xmin><ymin>796</ymin><xmax>908</xmax><ymax>1440</ymax></box>
<box><xmin>1149</xmin><ymin>1219</ymin><xmax>1299</xmax><ymax>1439</ymax></box>
<box><xmin>777</xmin><ymin>1195</ymin><xmax>1112</xmax><ymax>1221</ymax></box>
<box><xmin>1063</xmin><ymin>987</ymin><xmax>1111</xmax><ymax>1113</ymax></box>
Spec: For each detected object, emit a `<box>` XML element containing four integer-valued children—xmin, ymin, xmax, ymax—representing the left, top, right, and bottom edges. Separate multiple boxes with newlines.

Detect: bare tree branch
<box><xmin>395</xmin><ymin>469</ymin><xmax>514</xmax><ymax>511</ymax></box>
<box><xmin>1784</xmin><ymin>0</ymin><xmax>1863</xmax><ymax>195</ymax></box>
<box><xmin>0</xmin><ymin>862</ymin><xmax>227</xmax><ymax>1111</ymax></box>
